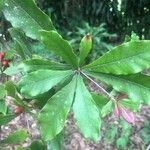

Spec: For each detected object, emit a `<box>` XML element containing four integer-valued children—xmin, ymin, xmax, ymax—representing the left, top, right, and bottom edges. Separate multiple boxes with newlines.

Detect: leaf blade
<box><xmin>3</xmin><ymin>0</ymin><xmax>55</xmax><ymax>39</ymax></box>
<box><xmin>20</xmin><ymin>59</ymin><xmax>71</xmax><ymax>73</ymax></box>
<box><xmin>39</xmin><ymin>30</ymin><xmax>78</xmax><ymax>68</ymax></box>
<box><xmin>73</xmin><ymin>75</ymin><xmax>100</xmax><ymax>141</ymax></box>
<box><xmin>38</xmin><ymin>76</ymin><xmax>77</xmax><ymax>140</ymax></box>
<box><xmin>85</xmin><ymin>41</ymin><xmax>150</xmax><ymax>75</ymax></box>
<box><xmin>1</xmin><ymin>129</ymin><xmax>28</xmax><ymax>144</ymax></box>
<box><xmin>18</xmin><ymin>70</ymin><xmax>73</xmax><ymax>97</ymax></box>
<box><xmin>87</xmin><ymin>72</ymin><xmax>150</xmax><ymax>104</ymax></box>
<box><xmin>79</xmin><ymin>34</ymin><xmax>92</xmax><ymax>65</ymax></box>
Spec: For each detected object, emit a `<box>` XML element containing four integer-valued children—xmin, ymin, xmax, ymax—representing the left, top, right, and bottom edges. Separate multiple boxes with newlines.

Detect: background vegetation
<box><xmin>0</xmin><ymin>0</ymin><xmax>150</xmax><ymax>149</ymax></box>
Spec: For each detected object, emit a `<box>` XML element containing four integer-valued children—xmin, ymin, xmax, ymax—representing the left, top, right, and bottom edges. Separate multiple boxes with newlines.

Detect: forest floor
<box><xmin>0</xmin><ymin>80</ymin><xmax>150</xmax><ymax>150</ymax></box>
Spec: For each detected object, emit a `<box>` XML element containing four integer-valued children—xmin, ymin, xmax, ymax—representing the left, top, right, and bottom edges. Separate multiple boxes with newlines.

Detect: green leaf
<box><xmin>101</xmin><ymin>101</ymin><xmax>113</xmax><ymax>117</ymax></box>
<box><xmin>116</xmin><ymin>136</ymin><xmax>128</xmax><ymax>149</ymax></box>
<box><xmin>5</xmin><ymin>81</ymin><xmax>25</xmax><ymax>107</ymax></box>
<box><xmin>119</xmin><ymin>99</ymin><xmax>140</xmax><ymax>112</ymax></box>
<box><xmin>13</xmin><ymin>40</ymin><xmax>26</xmax><ymax>60</ymax></box>
<box><xmin>34</xmin><ymin>89</ymin><xmax>55</xmax><ymax>109</ymax></box>
<box><xmin>39</xmin><ymin>30</ymin><xmax>78</xmax><ymax>68</ymax></box>
<box><xmin>5</xmin><ymin>50</ymin><xmax>15</xmax><ymax>60</ymax></box>
<box><xmin>29</xmin><ymin>140</ymin><xmax>46</xmax><ymax>150</ymax></box>
<box><xmin>18</xmin><ymin>70</ymin><xmax>73</xmax><ymax>97</ymax></box>
<box><xmin>5</xmin><ymin>81</ymin><xmax>16</xmax><ymax>98</ymax></box>
<box><xmin>91</xmin><ymin>92</ymin><xmax>109</xmax><ymax>112</ymax></box>
<box><xmin>4</xmin><ymin>64</ymin><xmax>21</xmax><ymax>76</ymax></box>
<box><xmin>79</xmin><ymin>34</ymin><xmax>92</xmax><ymax>65</ymax></box>
<box><xmin>1</xmin><ymin>129</ymin><xmax>28</xmax><ymax>144</ymax></box>
<box><xmin>0</xmin><ymin>114</ymin><xmax>16</xmax><ymax>126</ymax></box>
<box><xmin>0</xmin><ymin>0</ymin><xmax>4</xmax><ymax>10</ymax></box>
<box><xmin>9</xmin><ymin>28</ymin><xmax>32</xmax><ymax>59</ymax></box>
<box><xmin>35</xmin><ymin>75</ymin><xmax>73</xmax><ymax>109</ymax></box>
<box><xmin>20</xmin><ymin>59</ymin><xmax>71</xmax><ymax>73</ymax></box>
<box><xmin>38</xmin><ymin>76</ymin><xmax>77</xmax><ymax>140</ymax></box>
<box><xmin>73</xmin><ymin>75</ymin><xmax>100</xmax><ymax>141</ymax></box>
<box><xmin>87</xmin><ymin>72</ymin><xmax>150</xmax><ymax>104</ymax></box>
<box><xmin>0</xmin><ymin>84</ymin><xmax>6</xmax><ymax>99</ymax></box>
<box><xmin>49</xmin><ymin>132</ymin><xmax>64</xmax><ymax>150</ymax></box>
<box><xmin>0</xmin><ymin>99</ymin><xmax>7</xmax><ymax>115</ymax></box>
<box><xmin>3</xmin><ymin>0</ymin><xmax>55</xmax><ymax>39</ymax></box>
<box><xmin>85</xmin><ymin>41</ymin><xmax>150</xmax><ymax>75</ymax></box>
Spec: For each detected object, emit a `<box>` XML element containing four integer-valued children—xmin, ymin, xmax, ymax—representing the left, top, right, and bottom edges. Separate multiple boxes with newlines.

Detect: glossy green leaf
<box><xmin>5</xmin><ymin>81</ymin><xmax>25</xmax><ymax>107</ymax></box>
<box><xmin>5</xmin><ymin>81</ymin><xmax>16</xmax><ymax>98</ymax></box>
<box><xmin>39</xmin><ymin>30</ymin><xmax>78</xmax><ymax>68</ymax></box>
<box><xmin>3</xmin><ymin>0</ymin><xmax>55</xmax><ymax>39</ymax></box>
<box><xmin>5</xmin><ymin>50</ymin><xmax>15</xmax><ymax>60</ymax></box>
<box><xmin>35</xmin><ymin>75</ymin><xmax>73</xmax><ymax>109</ymax></box>
<box><xmin>20</xmin><ymin>59</ymin><xmax>71</xmax><ymax>73</ymax></box>
<box><xmin>4</xmin><ymin>64</ymin><xmax>21</xmax><ymax>76</ymax></box>
<box><xmin>79</xmin><ymin>34</ymin><xmax>92</xmax><ymax>65</ymax></box>
<box><xmin>38</xmin><ymin>76</ymin><xmax>77</xmax><ymax>140</ymax></box>
<box><xmin>13</xmin><ymin>40</ymin><xmax>26</xmax><ymax>59</ymax></box>
<box><xmin>9</xmin><ymin>28</ymin><xmax>32</xmax><ymax>59</ymax></box>
<box><xmin>87</xmin><ymin>72</ymin><xmax>150</xmax><ymax>104</ymax></box>
<box><xmin>0</xmin><ymin>114</ymin><xmax>16</xmax><ymax>126</ymax></box>
<box><xmin>85</xmin><ymin>41</ymin><xmax>150</xmax><ymax>75</ymax></box>
<box><xmin>0</xmin><ymin>84</ymin><xmax>6</xmax><ymax>99</ymax></box>
<box><xmin>34</xmin><ymin>88</ymin><xmax>56</xmax><ymax>109</ymax></box>
<box><xmin>0</xmin><ymin>99</ymin><xmax>7</xmax><ymax>115</ymax></box>
<box><xmin>18</xmin><ymin>70</ymin><xmax>73</xmax><ymax>97</ymax></box>
<box><xmin>73</xmin><ymin>75</ymin><xmax>100</xmax><ymax>141</ymax></box>
<box><xmin>101</xmin><ymin>101</ymin><xmax>113</xmax><ymax>117</ymax></box>
<box><xmin>91</xmin><ymin>92</ymin><xmax>109</xmax><ymax>112</ymax></box>
<box><xmin>1</xmin><ymin>129</ymin><xmax>28</xmax><ymax>144</ymax></box>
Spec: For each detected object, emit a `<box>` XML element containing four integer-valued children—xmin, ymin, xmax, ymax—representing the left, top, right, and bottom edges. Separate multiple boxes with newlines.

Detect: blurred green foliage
<box><xmin>36</xmin><ymin>0</ymin><xmax>150</xmax><ymax>41</ymax></box>
<box><xmin>1</xmin><ymin>0</ymin><xmax>150</xmax><ymax>41</ymax></box>
<box><xmin>1</xmin><ymin>0</ymin><xmax>150</xmax><ymax>56</ymax></box>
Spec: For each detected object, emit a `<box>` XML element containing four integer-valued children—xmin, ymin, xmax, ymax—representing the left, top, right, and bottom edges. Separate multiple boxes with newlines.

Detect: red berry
<box><xmin>0</xmin><ymin>52</ymin><xmax>5</xmax><ymax>61</ymax></box>
<box><xmin>2</xmin><ymin>60</ymin><xmax>9</xmax><ymax>67</ymax></box>
<box><xmin>15</xmin><ymin>107</ymin><xmax>23</xmax><ymax>114</ymax></box>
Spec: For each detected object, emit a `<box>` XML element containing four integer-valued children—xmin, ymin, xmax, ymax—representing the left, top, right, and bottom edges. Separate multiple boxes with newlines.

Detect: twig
<box><xmin>81</xmin><ymin>71</ymin><xmax>116</xmax><ymax>102</ymax></box>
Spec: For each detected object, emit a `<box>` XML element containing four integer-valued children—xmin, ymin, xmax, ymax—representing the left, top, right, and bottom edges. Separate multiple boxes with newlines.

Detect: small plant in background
<box><xmin>67</xmin><ymin>22</ymin><xmax>117</xmax><ymax>61</ymax></box>
<box><xmin>104</xmin><ymin>119</ymin><xmax>132</xmax><ymax>149</ymax></box>
<box><xmin>0</xmin><ymin>0</ymin><xmax>150</xmax><ymax>149</ymax></box>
